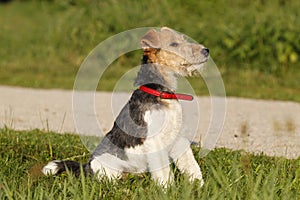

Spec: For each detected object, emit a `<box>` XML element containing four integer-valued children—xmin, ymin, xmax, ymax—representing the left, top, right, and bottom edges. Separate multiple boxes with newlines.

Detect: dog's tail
<box><xmin>42</xmin><ymin>160</ymin><xmax>90</xmax><ymax>177</ymax></box>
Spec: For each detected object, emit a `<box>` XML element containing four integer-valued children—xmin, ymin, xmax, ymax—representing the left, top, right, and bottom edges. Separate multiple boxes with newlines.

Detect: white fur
<box><xmin>126</xmin><ymin>100</ymin><xmax>182</xmax><ymax>185</ymax></box>
<box><xmin>144</xmin><ymin>100</ymin><xmax>182</xmax><ymax>147</ymax></box>
<box><xmin>42</xmin><ymin>160</ymin><xmax>61</xmax><ymax>175</ymax></box>
<box><xmin>170</xmin><ymin>137</ymin><xmax>204</xmax><ymax>186</ymax></box>
<box><xmin>90</xmin><ymin>154</ymin><xmax>126</xmax><ymax>180</ymax></box>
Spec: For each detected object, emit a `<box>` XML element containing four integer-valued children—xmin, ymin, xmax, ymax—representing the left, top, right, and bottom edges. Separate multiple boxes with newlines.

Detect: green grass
<box><xmin>0</xmin><ymin>128</ymin><xmax>299</xmax><ymax>199</ymax></box>
<box><xmin>0</xmin><ymin>0</ymin><xmax>300</xmax><ymax>102</ymax></box>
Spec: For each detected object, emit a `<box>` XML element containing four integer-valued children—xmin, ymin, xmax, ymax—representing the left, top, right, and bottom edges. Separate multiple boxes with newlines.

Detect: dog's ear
<box><xmin>161</xmin><ymin>26</ymin><xmax>185</xmax><ymax>41</ymax></box>
<box><xmin>140</xmin><ymin>29</ymin><xmax>160</xmax><ymax>49</ymax></box>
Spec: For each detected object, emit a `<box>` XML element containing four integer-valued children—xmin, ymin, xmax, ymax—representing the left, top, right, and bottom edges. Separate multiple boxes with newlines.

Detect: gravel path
<box><xmin>0</xmin><ymin>85</ymin><xmax>299</xmax><ymax>159</ymax></box>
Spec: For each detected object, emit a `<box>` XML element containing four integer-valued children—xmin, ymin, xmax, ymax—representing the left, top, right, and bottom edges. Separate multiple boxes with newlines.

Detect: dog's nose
<box><xmin>201</xmin><ymin>48</ymin><xmax>209</xmax><ymax>57</ymax></box>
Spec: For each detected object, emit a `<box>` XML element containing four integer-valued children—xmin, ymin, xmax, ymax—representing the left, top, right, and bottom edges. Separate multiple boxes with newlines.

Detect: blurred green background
<box><xmin>0</xmin><ymin>0</ymin><xmax>299</xmax><ymax>101</ymax></box>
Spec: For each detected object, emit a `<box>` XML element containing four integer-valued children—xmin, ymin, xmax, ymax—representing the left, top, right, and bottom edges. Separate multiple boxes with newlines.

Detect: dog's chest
<box><xmin>144</xmin><ymin>100</ymin><xmax>182</xmax><ymax>142</ymax></box>
<box><xmin>124</xmin><ymin>100</ymin><xmax>182</xmax><ymax>170</ymax></box>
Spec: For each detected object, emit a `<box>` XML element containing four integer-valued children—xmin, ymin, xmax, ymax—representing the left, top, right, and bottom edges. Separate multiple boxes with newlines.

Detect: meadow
<box><xmin>0</xmin><ymin>0</ymin><xmax>299</xmax><ymax>199</ymax></box>
<box><xmin>0</xmin><ymin>128</ymin><xmax>299</xmax><ymax>199</ymax></box>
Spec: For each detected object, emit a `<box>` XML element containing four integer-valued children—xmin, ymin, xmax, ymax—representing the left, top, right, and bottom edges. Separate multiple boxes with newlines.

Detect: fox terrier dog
<box><xmin>43</xmin><ymin>27</ymin><xmax>209</xmax><ymax>187</ymax></box>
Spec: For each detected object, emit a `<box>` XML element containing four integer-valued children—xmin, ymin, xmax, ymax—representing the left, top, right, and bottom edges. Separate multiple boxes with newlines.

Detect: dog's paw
<box><xmin>198</xmin><ymin>178</ymin><xmax>204</xmax><ymax>187</ymax></box>
<box><xmin>189</xmin><ymin>175</ymin><xmax>204</xmax><ymax>187</ymax></box>
<box><xmin>42</xmin><ymin>160</ymin><xmax>61</xmax><ymax>175</ymax></box>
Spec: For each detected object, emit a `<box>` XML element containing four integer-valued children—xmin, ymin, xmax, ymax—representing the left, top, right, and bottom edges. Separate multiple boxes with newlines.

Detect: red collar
<box><xmin>139</xmin><ymin>85</ymin><xmax>193</xmax><ymax>101</ymax></box>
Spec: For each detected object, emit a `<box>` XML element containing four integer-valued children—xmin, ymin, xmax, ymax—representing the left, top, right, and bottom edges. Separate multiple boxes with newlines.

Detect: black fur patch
<box><xmin>92</xmin><ymin>84</ymin><xmax>169</xmax><ymax>160</ymax></box>
<box><xmin>53</xmin><ymin>160</ymin><xmax>90</xmax><ymax>177</ymax></box>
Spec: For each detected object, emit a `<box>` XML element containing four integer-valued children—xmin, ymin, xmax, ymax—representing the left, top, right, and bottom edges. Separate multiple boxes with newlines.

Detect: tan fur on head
<box><xmin>143</xmin><ymin>48</ymin><xmax>191</xmax><ymax>76</ymax></box>
<box><xmin>141</xmin><ymin>27</ymin><xmax>209</xmax><ymax>77</ymax></box>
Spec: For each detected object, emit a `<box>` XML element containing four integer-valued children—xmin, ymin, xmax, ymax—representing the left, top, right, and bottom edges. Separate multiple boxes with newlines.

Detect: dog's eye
<box><xmin>169</xmin><ymin>42</ymin><xmax>179</xmax><ymax>47</ymax></box>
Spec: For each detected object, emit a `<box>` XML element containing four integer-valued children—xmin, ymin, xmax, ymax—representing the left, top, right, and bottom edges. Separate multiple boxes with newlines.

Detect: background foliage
<box><xmin>0</xmin><ymin>0</ymin><xmax>299</xmax><ymax>100</ymax></box>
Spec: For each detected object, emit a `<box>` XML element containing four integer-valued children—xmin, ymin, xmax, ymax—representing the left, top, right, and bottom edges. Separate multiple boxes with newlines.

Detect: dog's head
<box><xmin>140</xmin><ymin>27</ymin><xmax>209</xmax><ymax>76</ymax></box>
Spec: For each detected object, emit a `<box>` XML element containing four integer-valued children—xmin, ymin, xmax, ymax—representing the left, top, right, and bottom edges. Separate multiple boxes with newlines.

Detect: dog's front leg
<box><xmin>170</xmin><ymin>137</ymin><xmax>204</xmax><ymax>186</ymax></box>
<box><xmin>147</xmin><ymin>148</ymin><xmax>174</xmax><ymax>187</ymax></box>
